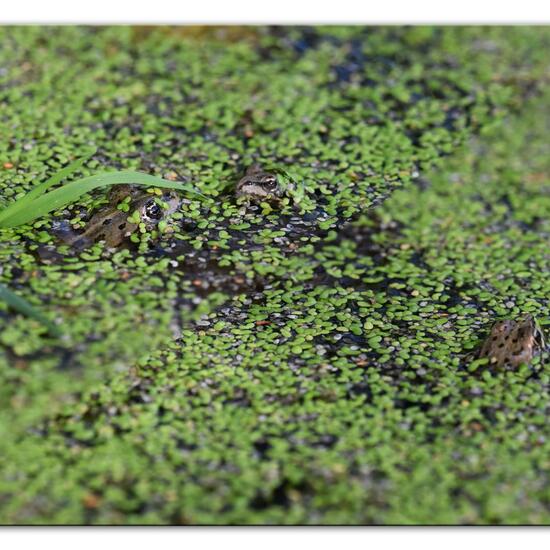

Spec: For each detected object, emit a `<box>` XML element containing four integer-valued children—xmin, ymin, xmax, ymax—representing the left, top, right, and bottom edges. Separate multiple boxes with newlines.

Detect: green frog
<box><xmin>478</xmin><ymin>314</ymin><xmax>546</xmax><ymax>368</ymax></box>
<box><xmin>236</xmin><ymin>165</ymin><xmax>284</xmax><ymax>201</ymax></box>
<box><xmin>60</xmin><ymin>185</ymin><xmax>183</xmax><ymax>248</ymax></box>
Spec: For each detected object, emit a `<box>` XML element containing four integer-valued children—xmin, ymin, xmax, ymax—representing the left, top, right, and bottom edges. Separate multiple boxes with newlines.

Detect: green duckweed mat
<box><xmin>0</xmin><ymin>26</ymin><xmax>549</xmax><ymax>524</ymax></box>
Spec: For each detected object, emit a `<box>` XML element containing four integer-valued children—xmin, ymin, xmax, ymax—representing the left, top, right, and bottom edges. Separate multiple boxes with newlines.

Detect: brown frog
<box><xmin>60</xmin><ymin>185</ymin><xmax>182</xmax><ymax>249</ymax></box>
<box><xmin>478</xmin><ymin>314</ymin><xmax>546</xmax><ymax>368</ymax></box>
<box><xmin>236</xmin><ymin>165</ymin><xmax>284</xmax><ymax>200</ymax></box>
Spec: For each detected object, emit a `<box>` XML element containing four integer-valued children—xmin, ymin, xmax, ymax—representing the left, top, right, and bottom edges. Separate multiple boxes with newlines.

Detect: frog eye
<box><xmin>263</xmin><ymin>177</ymin><xmax>278</xmax><ymax>190</ymax></box>
<box><xmin>143</xmin><ymin>200</ymin><xmax>163</xmax><ymax>221</ymax></box>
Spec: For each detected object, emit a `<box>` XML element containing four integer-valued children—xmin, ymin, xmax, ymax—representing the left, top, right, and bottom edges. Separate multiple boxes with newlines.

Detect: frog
<box><xmin>59</xmin><ymin>185</ymin><xmax>183</xmax><ymax>249</ymax></box>
<box><xmin>235</xmin><ymin>165</ymin><xmax>284</xmax><ymax>201</ymax></box>
<box><xmin>477</xmin><ymin>314</ymin><xmax>546</xmax><ymax>368</ymax></box>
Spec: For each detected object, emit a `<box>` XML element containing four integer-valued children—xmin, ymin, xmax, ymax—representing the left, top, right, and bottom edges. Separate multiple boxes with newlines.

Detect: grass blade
<box><xmin>0</xmin><ymin>283</ymin><xmax>61</xmax><ymax>337</ymax></box>
<box><xmin>0</xmin><ymin>148</ymin><xmax>96</xmax><ymax>226</ymax></box>
<box><xmin>0</xmin><ymin>171</ymin><xmax>205</xmax><ymax>228</ymax></box>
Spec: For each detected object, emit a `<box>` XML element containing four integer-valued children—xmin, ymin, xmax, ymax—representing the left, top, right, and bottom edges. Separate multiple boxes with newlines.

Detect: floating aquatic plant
<box><xmin>0</xmin><ymin>149</ymin><xmax>205</xmax><ymax>228</ymax></box>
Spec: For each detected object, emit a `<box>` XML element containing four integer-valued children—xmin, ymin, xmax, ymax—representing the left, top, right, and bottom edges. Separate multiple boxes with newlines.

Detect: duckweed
<box><xmin>0</xmin><ymin>26</ymin><xmax>549</xmax><ymax>525</ymax></box>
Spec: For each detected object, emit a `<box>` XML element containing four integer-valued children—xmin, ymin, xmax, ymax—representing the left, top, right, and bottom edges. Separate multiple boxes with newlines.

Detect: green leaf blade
<box><xmin>0</xmin><ymin>283</ymin><xmax>61</xmax><ymax>337</ymax></box>
<box><xmin>0</xmin><ymin>148</ymin><xmax>96</xmax><ymax>226</ymax></box>
<box><xmin>0</xmin><ymin>171</ymin><xmax>205</xmax><ymax>228</ymax></box>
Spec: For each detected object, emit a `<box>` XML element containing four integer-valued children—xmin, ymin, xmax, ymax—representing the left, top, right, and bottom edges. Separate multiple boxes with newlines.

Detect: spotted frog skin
<box><xmin>478</xmin><ymin>315</ymin><xmax>545</xmax><ymax>368</ymax></box>
<box><xmin>235</xmin><ymin>165</ymin><xmax>283</xmax><ymax>200</ymax></box>
<box><xmin>62</xmin><ymin>185</ymin><xmax>182</xmax><ymax>248</ymax></box>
